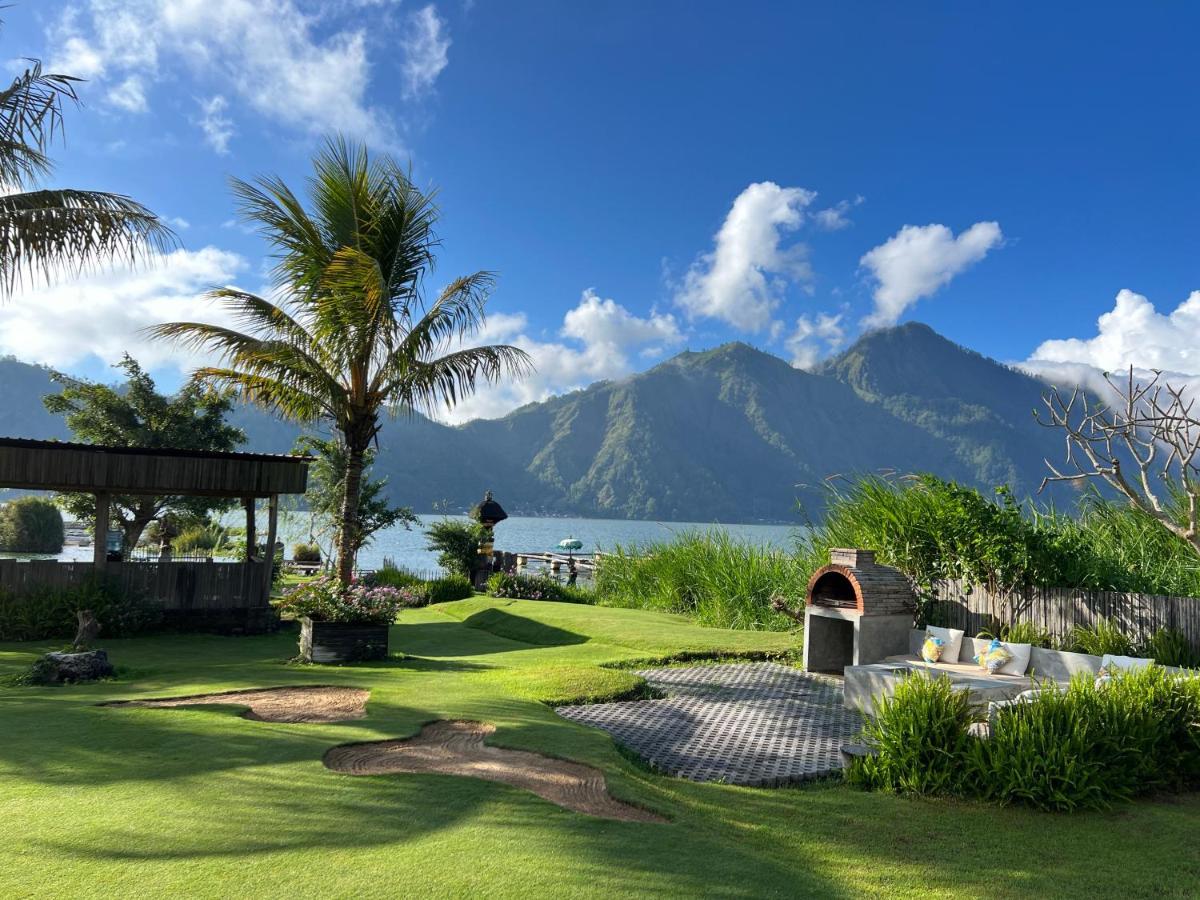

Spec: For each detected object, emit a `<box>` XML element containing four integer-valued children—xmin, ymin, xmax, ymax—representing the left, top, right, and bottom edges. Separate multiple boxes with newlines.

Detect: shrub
<box><xmin>291</xmin><ymin>543</ymin><xmax>322</xmax><ymax>564</ymax></box>
<box><xmin>969</xmin><ymin>669</ymin><xmax>1200</xmax><ymax>810</ymax></box>
<box><xmin>173</xmin><ymin>524</ymin><xmax>234</xmax><ymax>555</ymax></box>
<box><xmin>486</xmin><ymin>570</ymin><xmax>591</xmax><ymax>604</ymax></box>
<box><xmin>424</xmin><ymin>575</ymin><xmax>475</xmax><ymax>605</ymax></box>
<box><xmin>273</xmin><ymin>576</ymin><xmax>409</xmax><ymax>625</ymax></box>
<box><xmin>594</xmin><ymin>530</ymin><xmax>801</xmax><ymax>629</ymax></box>
<box><xmin>1139</xmin><ymin>628</ymin><xmax>1200</xmax><ymax>668</ymax></box>
<box><xmin>1064</xmin><ymin>618</ymin><xmax>1135</xmax><ymax>656</ymax></box>
<box><xmin>977</xmin><ymin>620</ymin><xmax>1054</xmax><ymax>649</ymax></box>
<box><xmin>799</xmin><ymin>474</ymin><xmax>1200</xmax><ymax>598</ymax></box>
<box><xmin>846</xmin><ymin>673</ymin><xmax>977</xmax><ymax>795</ymax></box>
<box><xmin>369</xmin><ymin>563</ymin><xmax>424</xmax><ymax>589</ymax></box>
<box><xmin>0</xmin><ymin>577</ymin><xmax>160</xmax><ymax>641</ymax></box>
<box><xmin>852</xmin><ymin>666</ymin><xmax>1200</xmax><ymax>812</ymax></box>
<box><xmin>0</xmin><ymin>497</ymin><xmax>64</xmax><ymax>553</ymax></box>
<box><xmin>424</xmin><ymin>519</ymin><xmax>486</xmax><ymax>577</ymax></box>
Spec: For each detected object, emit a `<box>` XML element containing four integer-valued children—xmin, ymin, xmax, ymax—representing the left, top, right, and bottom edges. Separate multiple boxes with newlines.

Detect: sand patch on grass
<box><xmin>105</xmin><ymin>686</ymin><xmax>370</xmax><ymax>723</ymax></box>
<box><xmin>324</xmin><ymin>720</ymin><xmax>665</xmax><ymax>823</ymax></box>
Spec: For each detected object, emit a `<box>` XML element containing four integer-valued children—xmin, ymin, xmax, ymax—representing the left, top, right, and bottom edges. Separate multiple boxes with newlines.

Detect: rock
<box><xmin>30</xmin><ymin>649</ymin><xmax>115</xmax><ymax>685</ymax></box>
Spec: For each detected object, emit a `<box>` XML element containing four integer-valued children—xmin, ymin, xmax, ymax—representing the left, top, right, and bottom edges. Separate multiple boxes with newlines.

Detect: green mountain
<box><xmin>460</xmin><ymin>341</ymin><xmax>970</xmax><ymax>521</ymax></box>
<box><xmin>0</xmin><ymin>324</ymin><xmax>1072</xmax><ymax>521</ymax></box>
<box><xmin>818</xmin><ymin>323</ymin><xmax>1059</xmax><ymax>498</ymax></box>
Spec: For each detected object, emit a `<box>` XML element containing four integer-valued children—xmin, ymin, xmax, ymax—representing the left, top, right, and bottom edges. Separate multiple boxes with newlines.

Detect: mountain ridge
<box><xmin>0</xmin><ymin>323</ymin><xmax>1069</xmax><ymax>522</ymax></box>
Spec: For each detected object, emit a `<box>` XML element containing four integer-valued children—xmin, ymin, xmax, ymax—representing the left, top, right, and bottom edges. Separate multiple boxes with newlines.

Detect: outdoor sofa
<box><xmin>843</xmin><ymin>628</ymin><xmax>1163</xmax><ymax>716</ymax></box>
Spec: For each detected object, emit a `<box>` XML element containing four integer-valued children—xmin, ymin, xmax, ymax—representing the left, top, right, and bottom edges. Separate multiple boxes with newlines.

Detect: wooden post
<box><xmin>264</xmin><ymin>494</ymin><xmax>279</xmax><ymax>603</ymax></box>
<box><xmin>244</xmin><ymin>497</ymin><xmax>257</xmax><ymax>562</ymax></box>
<box><xmin>93</xmin><ymin>491</ymin><xmax>109</xmax><ymax>573</ymax></box>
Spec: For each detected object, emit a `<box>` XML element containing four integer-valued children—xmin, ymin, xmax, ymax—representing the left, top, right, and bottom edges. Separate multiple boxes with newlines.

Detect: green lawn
<box><xmin>2</xmin><ymin>598</ymin><xmax>1197</xmax><ymax>898</ymax></box>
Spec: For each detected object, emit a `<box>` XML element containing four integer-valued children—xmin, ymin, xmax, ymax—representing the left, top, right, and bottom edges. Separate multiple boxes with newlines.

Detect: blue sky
<box><xmin>2</xmin><ymin>1</ymin><xmax>1199</xmax><ymax>420</ymax></box>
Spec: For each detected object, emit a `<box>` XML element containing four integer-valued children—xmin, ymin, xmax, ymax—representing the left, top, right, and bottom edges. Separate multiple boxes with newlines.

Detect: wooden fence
<box><xmin>0</xmin><ymin>559</ymin><xmax>270</xmax><ymax>611</ymax></box>
<box><xmin>929</xmin><ymin>579</ymin><xmax>1200</xmax><ymax>650</ymax></box>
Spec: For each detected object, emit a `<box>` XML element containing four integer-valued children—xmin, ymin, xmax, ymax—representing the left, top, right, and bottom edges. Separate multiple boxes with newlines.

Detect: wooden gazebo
<box><xmin>0</xmin><ymin>438</ymin><xmax>310</xmax><ymax>632</ymax></box>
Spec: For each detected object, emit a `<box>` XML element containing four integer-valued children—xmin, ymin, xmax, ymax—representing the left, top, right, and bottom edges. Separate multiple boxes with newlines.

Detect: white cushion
<box><xmin>997</xmin><ymin>641</ymin><xmax>1032</xmax><ymax>676</ymax></box>
<box><xmin>926</xmin><ymin>626</ymin><xmax>965</xmax><ymax>663</ymax></box>
<box><xmin>1099</xmin><ymin>654</ymin><xmax>1154</xmax><ymax>673</ymax></box>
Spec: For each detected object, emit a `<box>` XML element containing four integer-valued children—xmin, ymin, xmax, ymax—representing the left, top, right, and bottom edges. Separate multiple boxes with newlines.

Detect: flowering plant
<box><xmin>275</xmin><ymin>576</ymin><xmax>410</xmax><ymax>625</ymax></box>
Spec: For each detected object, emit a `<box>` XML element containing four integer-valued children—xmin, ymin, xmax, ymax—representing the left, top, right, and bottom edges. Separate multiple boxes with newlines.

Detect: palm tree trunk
<box><xmin>336</xmin><ymin>442</ymin><xmax>367</xmax><ymax>584</ymax></box>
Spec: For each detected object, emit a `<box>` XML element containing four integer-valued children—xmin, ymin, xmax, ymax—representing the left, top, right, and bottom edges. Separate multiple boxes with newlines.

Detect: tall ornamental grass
<box><xmin>798</xmin><ymin>475</ymin><xmax>1200</xmax><ymax>597</ymax></box>
<box><xmin>594</xmin><ymin>530</ymin><xmax>803</xmax><ymax>630</ymax></box>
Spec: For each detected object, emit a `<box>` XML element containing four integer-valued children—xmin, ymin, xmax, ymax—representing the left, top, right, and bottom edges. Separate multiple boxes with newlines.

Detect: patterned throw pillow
<box><xmin>975</xmin><ymin>638</ymin><xmax>1014</xmax><ymax>675</ymax></box>
<box><xmin>921</xmin><ymin>635</ymin><xmax>945</xmax><ymax>663</ymax></box>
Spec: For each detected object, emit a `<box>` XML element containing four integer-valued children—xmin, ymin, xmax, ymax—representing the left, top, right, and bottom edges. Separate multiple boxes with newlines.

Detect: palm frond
<box><xmin>189</xmin><ymin>367</ymin><xmax>330</xmax><ymax>424</ymax></box>
<box><xmin>384</xmin><ymin>344</ymin><xmax>533</xmax><ymax>416</ymax></box>
<box><xmin>0</xmin><ymin>60</ymin><xmax>78</xmax><ymax>189</ymax></box>
<box><xmin>0</xmin><ymin>188</ymin><xmax>176</xmax><ymax>294</ymax></box>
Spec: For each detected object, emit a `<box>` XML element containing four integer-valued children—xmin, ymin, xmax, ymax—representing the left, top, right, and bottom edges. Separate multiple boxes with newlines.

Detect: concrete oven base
<box><xmin>802</xmin><ymin>607</ymin><xmax>912</xmax><ymax>674</ymax></box>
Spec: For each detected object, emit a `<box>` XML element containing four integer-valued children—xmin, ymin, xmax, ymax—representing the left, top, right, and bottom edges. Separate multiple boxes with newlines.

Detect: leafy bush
<box><xmin>1138</xmin><ymin>628</ymin><xmax>1200</xmax><ymax>668</ymax></box>
<box><xmin>0</xmin><ymin>497</ymin><xmax>64</xmax><ymax>553</ymax></box>
<box><xmin>1064</xmin><ymin>618</ymin><xmax>1135</xmax><ymax>657</ymax></box>
<box><xmin>273</xmin><ymin>576</ymin><xmax>412</xmax><ymax>625</ymax></box>
<box><xmin>424</xmin><ymin>519</ymin><xmax>486</xmax><ymax>577</ymax></box>
<box><xmin>173</xmin><ymin>523</ymin><xmax>235</xmax><ymax>555</ymax></box>
<box><xmin>424</xmin><ymin>575</ymin><xmax>475</xmax><ymax>604</ymax></box>
<box><xmin>369</xmin><ymin>563</ymin><xmax>425</xmax><ymax>589</ymax></box>
<box><xmin>594</xmin><ymin>530</ymin><xmax>801</xmax><ymax>629</ymax></box>
<box><xmin>852</xmin><ymin>667</ymin><xmax>1200</xmax><ymax>812</ymax></box>
<box><xmin>799</xmin><ymin>474</ymin><xmax>1200</xmax><ymax>598</ymax></box>
<box><xmin>846</xmin><ymin>673</ymin><xmax>977</xmax><ymax>795</ymax></box>
<box><xmin>977</xmin><ymin>620</ymin><xmax>1054</xmax><ymax>649</ymax></box>
<box><xmin>0</xmin><ymin>577</ymin><xmax>161</xmax><ymax>641</ymax></box>
<box><xmin>486</xmin><ymin>571</ymin><xmax>592</xmax><ymax>604</ymax></box>
<box><xmin>291</xmin><ymin>543</ymin><xmax>322</xmax><ymax>564</ymax></box>
<box><xmin>970</xmin><ymin>669</ymin><xmax>1200</xmax><ymax>810</ymax></box>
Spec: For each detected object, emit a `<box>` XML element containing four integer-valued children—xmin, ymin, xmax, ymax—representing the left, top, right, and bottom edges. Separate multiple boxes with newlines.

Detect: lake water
<box><xmin>12</xmin><ymin>513</ymin><xmax>804</xmax><ymax>573</ymax></box>
<box><xmin>278</xmin><ymin>513</ymin><xmax>804</xmax><ymax>575</ymax></box>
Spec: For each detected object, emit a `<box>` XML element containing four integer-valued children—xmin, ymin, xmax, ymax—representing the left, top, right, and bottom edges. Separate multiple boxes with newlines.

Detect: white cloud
<box><xmin>675</xmin><ymin>182</ymin><xmax>817</xmax><ymax>333</ymax></box>
<box><xmin>45</xmin><ymin>0</ymin><xmax>450</xmax><ymax>149</ymax></box>
<box><xmin>813</xmin><ymin>195</ymin><xmax>864</xmax><ymax>231</ymax></box>
<box><xmin>400</xmin><ymin>5</ymin><xmax>451</xmax><ymax>99</ymax></box>
<box><xmin>195</xmin><ymin>95</ymin><xmax>235</xmax><ymax>155</ymax></box>
<box><xmin>785</xmin><ymin>312</ymin><xmax>845</xmax><ymax>370</ymax></box>
<box><xmin>166</xmin><ymin>216</ymin><xmax>191</xmax><ymax>230</ymax></box>
<box><xmin>860</xmin><ymin>221</ymin><xmax>1003</xmax><ymax>327</ymax></box>
<box><xmin>107</xmin><ymin>75</ymin><xmax>148</xmax><ymax>113</ymax></box>
<box><xmin>0</xmin><ymin>247</ymin><xmax>248</xmax><ymax>371</ymax></box>
<box><xmin>438</xmin><ymin>289</ymin><xmax>685</xmax><ymax>423</ymax></box>
<box><xmin>1025</xmin><ymin>289</ymin><xmax>1200</xmax><ymax>376</ymax></box>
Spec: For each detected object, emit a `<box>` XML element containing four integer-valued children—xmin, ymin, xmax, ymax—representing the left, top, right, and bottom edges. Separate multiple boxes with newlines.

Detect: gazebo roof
<box><xmin>0</xmin><ymin>437</ymin><xmax>310</xmax><ymax>498</ymax></box>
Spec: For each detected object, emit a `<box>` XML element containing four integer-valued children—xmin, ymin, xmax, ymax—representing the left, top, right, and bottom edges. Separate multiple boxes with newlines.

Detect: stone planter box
<box><xmin>299</xmin><ymin>617</ymin><xmax>390</xmax><ymax>663</ymax></box>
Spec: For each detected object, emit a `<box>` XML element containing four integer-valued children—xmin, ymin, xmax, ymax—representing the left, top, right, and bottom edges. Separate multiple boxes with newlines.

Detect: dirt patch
<box><xmin>105</xmin><ymin>686</ymin><xmax>370</xmax><ymax>723</ymax></box>
<box><xmin>324</xmin><ymin>720</ymin><xmax>666</xmax><ymax>823</ymax></box>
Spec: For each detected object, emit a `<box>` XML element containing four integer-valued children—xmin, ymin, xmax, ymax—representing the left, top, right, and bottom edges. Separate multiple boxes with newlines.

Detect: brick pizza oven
<box><xmin>803</xmin><ymin>548</ymin><xmax>915</xmax><ymax>674</ymax></box>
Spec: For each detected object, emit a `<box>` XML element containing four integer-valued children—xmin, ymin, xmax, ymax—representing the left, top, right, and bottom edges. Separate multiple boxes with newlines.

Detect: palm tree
<box><xmin>151</xmin><ymin>138</ymin><xmax>531</xmax><ymax>583</ymax></box>
<box><xmin>0</xmin><ymin>59</ymin><xmax>173</xmax><ymax>295</ymax></box>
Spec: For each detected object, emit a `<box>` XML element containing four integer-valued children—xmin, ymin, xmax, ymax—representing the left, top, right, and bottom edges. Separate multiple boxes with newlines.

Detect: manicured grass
<box><xmin>2</xmin><ymin>599</ymin><xmax>1198</xmax><ymax>898</ymax></box>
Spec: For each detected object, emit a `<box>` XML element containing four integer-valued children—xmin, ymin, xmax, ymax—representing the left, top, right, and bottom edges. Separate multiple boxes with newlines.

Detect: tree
<box><xmin>44</xmin><ymin>355</ymin><xmax>246</xmax><ymax>552</ymax></box>
<box><xmin>1037</xmin><ymin>367</ymin><xmax>1200</xmax><ymax>557</ymax></box>
<box><xmin>425</xmin><ymin>518</ymin><xmax>486</xmax><ymax>578</ymax></box>
<box><xmin>0</xmin><ymin>496</ymin><xmax>64</xmax><ymax>553</ymax></box>
<box><xmin>0</xmin><ymin>53</ymin><xmax>172</xmax><ymax>297</ymax></box>
<box><xmin>151</xmin><ymin>137</ymin><xmax>531</xmax><ymax>583</ymax></box>
<box><xmin>295</xmin><ymin>434</ymin><xmax>417</xmax><ymax>564</ymax></box>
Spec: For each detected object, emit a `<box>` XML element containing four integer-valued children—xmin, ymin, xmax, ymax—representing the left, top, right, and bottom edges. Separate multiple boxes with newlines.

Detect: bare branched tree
<box><xmin>1036</xmin><ymin>367</ymin><xmax>1200</xmax><ymax>555</ymax></box>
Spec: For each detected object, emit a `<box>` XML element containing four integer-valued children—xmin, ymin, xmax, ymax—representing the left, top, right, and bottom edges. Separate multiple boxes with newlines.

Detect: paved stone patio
<box><xmin>557</xmin><ymin>662</ymin><xmax>863</xmax><ymax>786</ymax></box>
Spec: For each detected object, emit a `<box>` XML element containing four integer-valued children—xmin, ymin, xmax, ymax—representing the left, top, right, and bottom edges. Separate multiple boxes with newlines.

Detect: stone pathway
<box><xmin>557</xmin><ymin>662</ymin><xmax>863</xmax><ymax>786</ymax></box>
